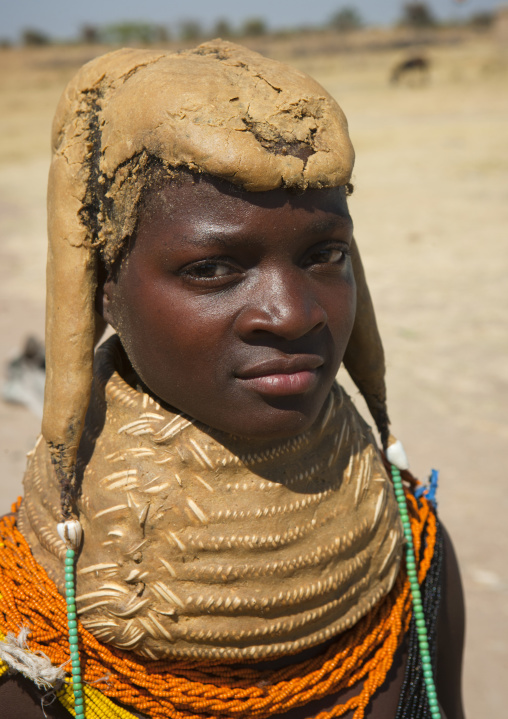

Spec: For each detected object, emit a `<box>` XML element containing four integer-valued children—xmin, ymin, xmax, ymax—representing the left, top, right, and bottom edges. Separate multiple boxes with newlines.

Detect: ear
<box><xmin>95</xmin><ymin>253</ymin><xmax>119</xmax><ymax>331</ymax></box>
<box><xmin>96</xmin><ymin>274</ymin><xmax>117</xmax><ymax>330</ymax></box>
<box><xmin>92</xmin><ymin>262</ymin><xmax>110</xmax><ymax>345</ymax></box>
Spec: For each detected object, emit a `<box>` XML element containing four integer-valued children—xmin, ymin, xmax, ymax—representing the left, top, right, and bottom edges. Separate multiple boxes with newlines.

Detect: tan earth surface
<box><xmin>0</xmin><ymin>32</ymin><xmax>507</xmax><ymax>717</ymax></box>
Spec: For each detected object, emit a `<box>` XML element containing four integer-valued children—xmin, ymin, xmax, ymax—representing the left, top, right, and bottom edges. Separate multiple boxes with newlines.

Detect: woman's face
<box><xmin>102</xmin><ymin>176</ymin><xmax>356</xmax><ymax>441</ymax></box>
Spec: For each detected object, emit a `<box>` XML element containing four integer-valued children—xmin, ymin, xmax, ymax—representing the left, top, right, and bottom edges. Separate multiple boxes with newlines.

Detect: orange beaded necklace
<box><xmin>0</xmin><ymin>487</ymin><xmax>436</xmax><ymax>719</ymax></box>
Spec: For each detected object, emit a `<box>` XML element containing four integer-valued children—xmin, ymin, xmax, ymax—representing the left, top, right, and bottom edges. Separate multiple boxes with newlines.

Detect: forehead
<box><xmin>137</xmin><ymin>175</ymin><xmax>352</xmax><ymax>241</ymax></box>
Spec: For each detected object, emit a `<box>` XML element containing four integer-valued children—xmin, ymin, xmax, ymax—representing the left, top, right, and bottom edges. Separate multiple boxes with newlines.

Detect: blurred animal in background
<box><xmin>2</xmin><ymin>336</ymin><xmax>45</xmax><ymax>417</ymax></box>
<box><xmin>390</xmin><ymin>56</ymin><xmax>430</xmax><ymax>85</ymax></box>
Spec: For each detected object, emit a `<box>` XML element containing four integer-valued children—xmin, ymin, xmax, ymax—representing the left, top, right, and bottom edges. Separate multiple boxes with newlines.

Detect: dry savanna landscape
<box><xmin>0</xmin><ymin>26</ymin><xmax>507</xmax><ymax>717</ymax></box>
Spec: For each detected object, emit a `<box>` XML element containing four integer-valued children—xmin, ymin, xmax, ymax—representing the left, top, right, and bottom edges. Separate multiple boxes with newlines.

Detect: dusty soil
<box><xmin>0</xmin><ymin>34</ymin><xmax>507</xmax><ymax>717</ymax></box>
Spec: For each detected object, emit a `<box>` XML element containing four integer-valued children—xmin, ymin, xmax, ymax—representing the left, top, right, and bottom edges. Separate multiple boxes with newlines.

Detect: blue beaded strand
<box><xmin>390</xmin><ymin>465</ymin><xmax>441</xmax><ymax>719</ymax></box>
<box><xmin>65</xmin><ymin>547</ymin><xmax>85</xmax><ymax>719</ymax></box>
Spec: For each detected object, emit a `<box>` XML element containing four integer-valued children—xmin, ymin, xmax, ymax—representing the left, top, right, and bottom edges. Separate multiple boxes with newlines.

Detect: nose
<box><xmin>235</xmin><ymin>268</ymin><xmax>328</xmax><ymax>341</ymax></box>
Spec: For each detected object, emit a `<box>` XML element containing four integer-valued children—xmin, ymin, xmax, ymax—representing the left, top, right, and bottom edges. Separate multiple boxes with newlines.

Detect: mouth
<box><xmin>236</xmin><ymin>355</ymin><xmax>324</xmax><ymax>397</ymax></box>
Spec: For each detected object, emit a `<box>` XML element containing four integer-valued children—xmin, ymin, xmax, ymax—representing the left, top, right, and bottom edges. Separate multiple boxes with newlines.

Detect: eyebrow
<box><xmin>171</xmin><ymin>214</ymin><xmax>353</xmax><ymax>251</ymax></box>
<box><xmin>308</xmin><ymin>216</ymin><xmax>352</xmax><ymax>234</ymax></box>
<box><xmin>176</xmin><ymin>225</ymin><xmax>247</xmax><ymax>249</ymax></box>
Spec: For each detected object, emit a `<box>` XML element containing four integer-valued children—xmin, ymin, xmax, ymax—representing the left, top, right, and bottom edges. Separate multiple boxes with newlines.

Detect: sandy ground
<box><xmin>0</xmin><ymin>35</ymin><xmax>507</xmax><ymax>717</ymax></box>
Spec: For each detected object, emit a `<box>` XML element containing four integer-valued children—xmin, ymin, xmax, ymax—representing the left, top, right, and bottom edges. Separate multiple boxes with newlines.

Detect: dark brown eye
<box><xmin>189</xmin><ymin>261</ymin><xmax>232</xmax><ymax>278</ymax></box>
<box><xmin>306</xmin><ymin>248</ymin><xmax>345</xmax><ymax>266</ymax></box>
<box><xmin>180</xmin><ymin>259</ymin><xmax>242</xmax><ymax>283</ymax></box>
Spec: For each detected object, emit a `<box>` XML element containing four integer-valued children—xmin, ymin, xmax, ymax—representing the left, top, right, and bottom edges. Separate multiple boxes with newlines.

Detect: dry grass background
<box><xmin>0</xmin><ymin>31</ymin><xmax>507</xmax><ymax>717</ymax></box>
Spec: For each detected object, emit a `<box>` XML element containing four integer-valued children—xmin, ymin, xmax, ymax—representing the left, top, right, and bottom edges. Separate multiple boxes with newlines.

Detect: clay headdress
<box><xmin>43</xmin><ymin>40</ymin><xmax>391</xmax><ymax>518</ymax></box>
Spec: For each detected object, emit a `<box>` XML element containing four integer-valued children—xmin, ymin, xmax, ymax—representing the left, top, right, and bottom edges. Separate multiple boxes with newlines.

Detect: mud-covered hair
<box><xmin>42</xmin><ymin>40</ymin><xmax>387</xmax><ymax>521</ymax></box>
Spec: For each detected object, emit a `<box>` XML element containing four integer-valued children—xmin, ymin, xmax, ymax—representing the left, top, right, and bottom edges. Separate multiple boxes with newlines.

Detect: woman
<box><xmin>0</xmin><ymin>40</ymin><xmax>465</xmax><ymax>718</ymax></box>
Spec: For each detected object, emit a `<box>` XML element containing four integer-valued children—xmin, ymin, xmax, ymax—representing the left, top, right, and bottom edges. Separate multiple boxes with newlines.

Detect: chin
<box><xmin>227</xmin><ymin>402</ymin><xmax>325</xmax><ymax>443</ymax></box>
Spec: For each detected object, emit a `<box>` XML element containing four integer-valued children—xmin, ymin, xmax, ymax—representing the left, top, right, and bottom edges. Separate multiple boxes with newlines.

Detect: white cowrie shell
<box><xmin>386</xmin><ymin>439</ymin><xmax>409</xmax><ymax>471</ymax></box>
<box><xmin>57</xmin><ymin>519</ymin><xmax>83</xmax><ymax>549</ymax></box>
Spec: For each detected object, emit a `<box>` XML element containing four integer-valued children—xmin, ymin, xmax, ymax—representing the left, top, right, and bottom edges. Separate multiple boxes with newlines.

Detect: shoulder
<box><xmin>0</xmin><ymin>674</ymin><xmax>71</xmax><ymax>718</ymax></box>
<box><xmin>435</xmin><ymin>521</ymin><xmax>466</xmax><ymax>719</ymax></box>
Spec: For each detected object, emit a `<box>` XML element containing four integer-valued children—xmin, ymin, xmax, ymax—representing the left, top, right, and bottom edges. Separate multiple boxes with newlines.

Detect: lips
<box><xmin>236</xmin><ymin>355</ymin><xmax>324</xmax><ymax>396</ymax></box>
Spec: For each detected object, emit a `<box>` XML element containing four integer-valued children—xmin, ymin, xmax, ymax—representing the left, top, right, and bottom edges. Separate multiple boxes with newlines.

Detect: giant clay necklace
<box><xmin>20</xmin><ymin>336</ymin><xmax>403</xmax><ymax>663</ymax></box>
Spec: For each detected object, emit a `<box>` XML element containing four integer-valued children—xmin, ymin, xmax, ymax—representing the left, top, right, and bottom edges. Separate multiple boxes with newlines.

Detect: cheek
<box><xmin>113</xmin><ymin>278</ymin><xmax>227</xmax><ymax>388</ymax></box>
<box><xmin>326</xmin><ymin>274</ymin><xmax>357</xmax><ymax>352</ymax></box>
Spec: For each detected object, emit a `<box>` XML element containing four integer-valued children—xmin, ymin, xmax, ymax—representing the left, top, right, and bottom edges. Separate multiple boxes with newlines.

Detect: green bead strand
<box><xmin>390</xmin><ymin>465</ymin><xmax>442</xmax><ymax>719</ymax></box>
<box><xmin>64</xmin><ymin>546</ymin><xmax>85</xmax><ymax>718</ymax></box>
